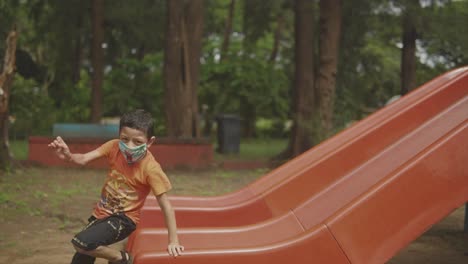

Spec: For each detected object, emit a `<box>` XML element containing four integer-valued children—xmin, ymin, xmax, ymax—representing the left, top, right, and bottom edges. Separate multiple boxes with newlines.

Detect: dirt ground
<box><xmin>0</xmin><ymin>167</ymin><xmax>467</xmax><ymax>264</ymax></box>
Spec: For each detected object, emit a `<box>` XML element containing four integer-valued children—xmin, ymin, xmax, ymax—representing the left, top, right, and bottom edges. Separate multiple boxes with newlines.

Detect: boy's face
<box><xmin>119</xmin><ymin>126</ymin><xmax>155</xmax><ymax>148</ymax></box>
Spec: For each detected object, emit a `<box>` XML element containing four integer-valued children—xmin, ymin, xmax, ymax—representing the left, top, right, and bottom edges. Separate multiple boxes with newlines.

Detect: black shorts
<box><xmin>71</xmin><ymin>214</ymin><xmax>136</xmax><ymax>251</ymax></box>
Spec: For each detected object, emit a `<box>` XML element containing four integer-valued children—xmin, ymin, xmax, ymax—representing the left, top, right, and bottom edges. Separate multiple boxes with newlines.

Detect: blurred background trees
<box><xmin>1</xmin><ymin>0</ymin><xmax>467</xmax><ymax>161</ymax></box>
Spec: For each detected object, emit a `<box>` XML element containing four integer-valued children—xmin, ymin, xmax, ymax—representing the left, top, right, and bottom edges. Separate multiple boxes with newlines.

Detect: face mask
<box><xmin>119</xmin><ymin>141</ymin><xmax>147</xmax><ymax>164</ymax></box>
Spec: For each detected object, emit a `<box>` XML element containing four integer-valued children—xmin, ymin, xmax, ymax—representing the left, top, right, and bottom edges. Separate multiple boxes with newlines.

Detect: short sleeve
<box><xmin>146</xmin><ymin>164</ymin><xmax>172</xmax><ymax>196</ymax></box>
<box><xmin>96</xmin><ymin>139</ymin><xmax>118</xmax><ymax>158</ymax></box>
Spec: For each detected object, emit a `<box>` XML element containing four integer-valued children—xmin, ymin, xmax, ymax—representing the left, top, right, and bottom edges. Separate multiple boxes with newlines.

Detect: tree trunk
<box><xmin>241</xmin><ymin>99</ymin><xmax>256</xmax><ymax>138</ymax></box>
<box><xmin>400</xmin><ymin>1</ymin><xmax>419</xmax><ymax>95</ymax></box>
<box><xmin>285</xmin><ymin>0</ymin><xmax>316</xmax><ymax>158</ymax></box>
<box><xmin>0</xmin><ymin>30</ymin><xmax>18</xmax><ymax>172</ymax></box>
<box><xmin>90</xmin><ymin>0</ymin><xmax>104</xmax><ymax>123</ymax></box>
<box><xmin>185</xmin><ymin>0</ymin><xmax>204</xmax><ymax>138</ymax></box>
<box><xmin>316</xmin><ymin>0</ymin><xmax>342</xmax><ymax>139</ymax></box>
<box><xmin>164</xmin><ymin>0</ymin><xmax>194</xmax><ymax>138</ymax></box>
<box><xmin>220</xmin><ymin>0</ymin><xmax>236</xmax><ymax>62</ymax></box>
<box><xmin>72</xmin><ymin>9</ymin><xmax>84</xmax><ymax>84</ymax></box>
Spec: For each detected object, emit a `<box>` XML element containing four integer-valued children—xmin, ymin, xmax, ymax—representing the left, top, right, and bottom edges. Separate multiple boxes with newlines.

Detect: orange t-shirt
<box><xmin>92</xmin><ymin>139</ymin><xmax>172</xmax><ymax>224</ymax></box>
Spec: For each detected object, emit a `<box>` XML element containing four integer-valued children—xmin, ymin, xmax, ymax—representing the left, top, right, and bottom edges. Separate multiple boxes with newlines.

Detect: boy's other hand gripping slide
<box><xmin>168</xmin><ymin>242</ymin><xmax>184</xmax><ymax>257</ymax></box>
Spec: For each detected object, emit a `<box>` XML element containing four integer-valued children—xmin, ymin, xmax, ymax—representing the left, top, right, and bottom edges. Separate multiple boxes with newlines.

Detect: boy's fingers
<box><xmin>168</xmin><ymin>246</ymin><xmax>182</xmax><ymax>257</ymax></box>
<box><xmin>176</xmin><ymin>246</ymin><xmax>183</xmax><ymax>255</ymax></box>
<box><xmin>54</xmin><ymin>137</ymin><xmax>63</xmax><ymax>146</ymax></box>
<box><xmin>49</xmin><ymin>143</ymin><xmax>60</xmax><ymax>149</ymax></box>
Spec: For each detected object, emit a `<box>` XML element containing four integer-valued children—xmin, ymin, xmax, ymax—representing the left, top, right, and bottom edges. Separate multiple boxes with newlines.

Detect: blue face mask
<box><xmin>118</xmin><ymin>141</ymin><xmax>147</xmax><ymax>164</ymax></box>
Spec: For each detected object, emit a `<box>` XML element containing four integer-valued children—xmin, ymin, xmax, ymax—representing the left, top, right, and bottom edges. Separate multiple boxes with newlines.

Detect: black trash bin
<box><xmin>216</xmin><ymin>114</ymin><xmax>241</xmax><ymax>154</ymax></box>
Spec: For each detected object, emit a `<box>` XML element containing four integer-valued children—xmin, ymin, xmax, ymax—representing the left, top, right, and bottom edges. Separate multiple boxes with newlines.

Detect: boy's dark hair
<box><xmin>119</xmin><ymin>109</ymin><xmax>154</xmax><ymax>138</ymax></box>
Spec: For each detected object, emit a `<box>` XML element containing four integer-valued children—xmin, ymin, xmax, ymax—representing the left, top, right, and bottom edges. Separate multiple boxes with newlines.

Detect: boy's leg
<box><xmin>71</xmin><ymin>252</ymin><xmax>96</xmax><ymax>264</ymax></box>
<box><xmin>71</xmin><ymin>216</ymin><xmax>99</xmax><ymax>264</ymax></box>
<box><xmin>71</xmin><ymin>214</ymin><xmax>136</xmax><ymax>263</ymax></box>
<box><xmin>73</xmin><ymin>244</ymin><xmax>121</xmax><ymax>262</ymax></box>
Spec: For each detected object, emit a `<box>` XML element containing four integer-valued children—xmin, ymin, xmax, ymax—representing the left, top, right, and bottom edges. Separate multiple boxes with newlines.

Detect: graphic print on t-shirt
<box><xmin>98</xmin><ymin>169</ymin><xmax>138</xmax><ymax>214</ymax></box>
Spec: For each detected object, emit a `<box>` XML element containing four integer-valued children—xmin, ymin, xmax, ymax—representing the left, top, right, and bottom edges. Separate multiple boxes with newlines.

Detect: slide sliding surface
<box><xmin>131</xmin><ymin>71</ymin><xmax>468</xmax><ymax>264</ymax></box>
<box><xmin>129</xmin><ymin>68</ymin><xmax>468</xmax><ymax>263</ymax></box>
<box><xmin>328</xmin><ymin>113</ymin><xmax>468</xmax><ymax>263</ymax></box>
<box><xmin>137</xmin><ymin>67</ymin><xmax>468</xmax><ymax>230</ymax></box>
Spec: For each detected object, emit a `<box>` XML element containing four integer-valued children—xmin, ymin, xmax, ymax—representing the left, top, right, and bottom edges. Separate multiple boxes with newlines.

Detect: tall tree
<box><xmin>316</xmin><ymin>0</ymin><xmax>342</xmax><ymax>138</ymax></box>
<box><xmin>185</xmin><ymin>0</ymin><xmax>204</xmax><ymax>137</ymax></box>
<box><xmin>286</xmin><ymin>0</ymin><xmax>316</xmax><ymax>157</ymax></box>
<box><xmin>400</xmin><ymin>0</ymin><xmax>420</xmax><ymax>95</ymax></box>
<box><xmin>72</xmin><ymin>5</ymin><xmax>85</xmax><ymax>84</ymax></box>
<box><xmin>220</xmin><ymin>0</ymin><xmax>235</xmax><ymax>61</ymax></box>
<box><xmin>164</xmin><ymin>0</ymin><xmax>204</xmax><ymax>138</ymax></box>
<box><xmin>0</xmin><ymin>29</ymin><xmax>17</xmax><ymax>172</ymax></box>
<box><xmin>90</xmin><ymin>0</ymin><xmax>104</xmax><ymax>123</ymax></box>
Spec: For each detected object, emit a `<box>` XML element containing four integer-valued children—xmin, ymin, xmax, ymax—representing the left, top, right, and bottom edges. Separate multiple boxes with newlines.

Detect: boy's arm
<box><xmin>48</xmin><ymin>136</ymin><xmax>102</xmax><ymax>165</ymax></box>
<box><xmin>155</xmin><ymin>192</ymin><xmax>184</xmax><ymax>257</ymax></box>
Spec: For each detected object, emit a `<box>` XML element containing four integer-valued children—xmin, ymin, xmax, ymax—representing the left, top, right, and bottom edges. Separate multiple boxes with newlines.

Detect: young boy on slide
<box><xmin>48</xmin><ymin>109</ymin><xmax>184</xmax><ymax>264</ymax></box>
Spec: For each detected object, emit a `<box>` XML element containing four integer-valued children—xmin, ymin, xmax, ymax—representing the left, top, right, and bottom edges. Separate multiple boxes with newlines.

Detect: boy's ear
<box><xmin>147</xmin><ymin>136</ymin><xmax>156</xmax><ymax>147</ymax></box>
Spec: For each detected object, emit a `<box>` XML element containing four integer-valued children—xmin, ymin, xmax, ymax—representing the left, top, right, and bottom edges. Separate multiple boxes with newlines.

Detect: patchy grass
<box><xmin>0</xmin><ymin>166</ymin><xmax>266</xmax><ymax>223</ymax></box>
<box><xmin>215</xmin><ymin>138</ymin><xmax>287</xmax><ymax>161</ymax></box>
<box><xmin>10</xmin><ymin>140</ymin><xmax>28</xmax><ymax>160</ymax></box>
<box><xmin>0</xmin><ymin>166</ymin><xmax>267</xmax><ymax>262</ymax></box>
<box><xmin>0</xmin><ymin>167</ymin><xmax>103</xmax><ymax>226</ymax></box>
<box><xmin>168</xmin><ymin>168</ymin><xmax>268</xmax><ymax>196</ymax></box>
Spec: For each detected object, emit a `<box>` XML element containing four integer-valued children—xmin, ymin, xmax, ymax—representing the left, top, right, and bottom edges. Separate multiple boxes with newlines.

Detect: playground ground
<box><xmin>0</xmin><ymin>166</ymin><xmax>467</xmax><ymax>264</ymax></box>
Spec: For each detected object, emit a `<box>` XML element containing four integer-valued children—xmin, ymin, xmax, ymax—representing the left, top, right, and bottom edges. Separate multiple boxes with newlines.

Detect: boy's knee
<box><xmin>71</xmin><ymin>236</ymin><xmax>97</xmax><ymax>253</ymax></box>
<box><xmin>72</xmin><ymin>243</ymin><xmax>88</xmax><ymax>254</ymax></box>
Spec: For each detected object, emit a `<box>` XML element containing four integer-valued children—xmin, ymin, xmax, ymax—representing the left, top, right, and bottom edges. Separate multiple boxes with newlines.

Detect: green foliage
<box><xmin>255</xmin><ymin>118</ymin><xmax>290</xmax><ymax>138</ymax></box>
<box><xmin>243</xmin><ymin>0</ymin><xmax>285</xmax><ymax>44</ymax></box>
<box><xmin>2</xmin><ymin>0</ymin><xmax>466</xmax><ymax>144</ymax></box>
<box><xmin>105</xmin><ymin>0</ymin><xmax>166</xmax><ymax>55</ymax></box>
<box><xmin>0</xmin><ymin>0</ymin><xmax>18</xmax><ymax>40</ymax></box>
<box><xmin>27</xmin><ymin>0</ymin><xmax>91</xmax><ymax>103</ymax></box>
<box><xmin>200</xmin><ymin>35</ymin><xmax>290</xmax><ymax>126</ymax></box>
<box><xmin>420</xmin><ymin>0</ymin><xmax>468</xmax><ymax>67</ymax></box>
<box><xmin>337</xmin><ymin>33</ymin><xmax>401</xmax><ymax>123</ymax></box>
<box><xmin>335</xmin><ymin>0</ymin><xmax>395</xmax><ymax>128</ymax></box>
<box><xmin>9</xmin><ymin>76</ymin><xmax>56</xmax><ymax>137</ymax></box>
<box><xmin>333</xmin><ymin>0</ymin><xmax>463</xmax><ymax>130</ymax></box>
<box><xmin>103</xmin><ymin>52</ymin><xmax>166</xmax><ymax>133</ymax></box>
<box><xmin>205</xmin><ymin>0</ymin><xmax>244</xmax><ymax>34</ymax></box>
<box><xmin>57</xmin><ymin>70</ymin><xmax>92</xmax><ymax>122</ymax></box>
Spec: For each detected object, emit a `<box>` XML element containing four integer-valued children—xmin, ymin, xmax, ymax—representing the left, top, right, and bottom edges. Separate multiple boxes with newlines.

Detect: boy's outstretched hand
<box><xmin>48</xmin><ymin>136</ymin><xmax>72</xmax><ymax>161</ymax></box>
<box><xmin>168</xmin><ymin>242</ymin><xmax>184</xmax><ymax>257</ymax></box>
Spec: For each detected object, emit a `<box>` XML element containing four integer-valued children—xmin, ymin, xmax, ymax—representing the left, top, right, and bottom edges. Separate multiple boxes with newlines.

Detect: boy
<box><xmin>48</xmin><ymin>109</ymin><xmax>184</xmax><ymax>264</ymax></box>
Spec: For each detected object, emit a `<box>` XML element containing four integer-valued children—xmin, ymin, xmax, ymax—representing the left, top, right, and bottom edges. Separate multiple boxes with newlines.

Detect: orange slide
<box><xmin>129</xmin><ymin>67</ymin><xmax>468</xmax><ymax>263</ymax></box>
<box><xmin>137</xmin><ymin>66</ymin><xmax>468</xmax><ymax>230</ymax></box>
